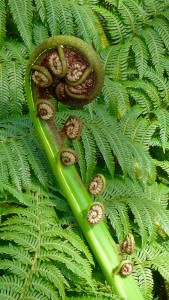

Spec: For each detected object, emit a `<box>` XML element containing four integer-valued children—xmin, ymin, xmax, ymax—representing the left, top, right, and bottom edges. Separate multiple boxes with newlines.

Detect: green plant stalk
<box><xmin>25</xmin><ymin>37</ymin><xmax>144</xmax><ymax>299</ymax></box>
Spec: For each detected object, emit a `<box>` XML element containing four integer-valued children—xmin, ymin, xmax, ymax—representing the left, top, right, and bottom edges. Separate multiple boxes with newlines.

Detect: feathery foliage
<box><xmin>0</xmin><ymin>0</ymin><xmax>169</xmax><ymax>298</ymax></box>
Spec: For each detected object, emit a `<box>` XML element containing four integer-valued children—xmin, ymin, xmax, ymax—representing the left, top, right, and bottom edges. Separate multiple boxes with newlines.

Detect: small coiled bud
<box><xmin>88</xmin><ymin>174</ymin><xmax>106</xmax><ymax>196</ymax></box>
<box><xmin>37</xmin><ymin>101</ymin><xmax>56</xmax><ymax>120</ymax></box>
<box><xmin>87</xmin><ymin>202</ymin><xmax>104</xmax><ymax>224</ymax></box>
<box><xmin>60</xmin><ymin>148</ymin><xmax>78</xmax><ymax>166</ymax></box>
<box><xmin>64</xmin><ymin>116</ymin><xmax>82</xmax><ymax>140</ymax></box>
<box><xmin>121</xmin><ymin>234</ymin><xmax>135</xmax><ymax>255</ymax></box>
<box><xmin>31</xmin><ymin>65</ymin><xmax>53</xmax><ymax>87</ymax></box>
<box><xmin>115</xmin><ymin>260</ymin><xmax>134</xmax><ymax>276</ymax></box>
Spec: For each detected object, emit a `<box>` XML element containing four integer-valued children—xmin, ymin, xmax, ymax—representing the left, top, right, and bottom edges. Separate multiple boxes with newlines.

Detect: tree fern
<box><xmin>132</xmin><ymin>37</ymin><xmax>149</xmax><ymax>79</ymax></box>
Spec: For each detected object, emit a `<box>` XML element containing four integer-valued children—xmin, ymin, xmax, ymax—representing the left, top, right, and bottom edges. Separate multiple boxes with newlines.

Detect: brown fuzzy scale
<box><xmin>60</xmin><ymin>149</ymin><xmax>78</xmax><ymax>166</ymax></box>
<box><xmin>121</xmin><ymin>234</ymin><xmax>135</xmax><ymax>255</ymax></box>
<box><xmin>37</xmin><ymin>102</ymin><xmax>55</xmax><ymax>120</ymax></box>
<box><xmin>64</xmin><ymin>116</ymin><xmax>82</xmax><ymax>140</ymax></box>
<box><xmin>120</xmin><ymin>262</ymin><xmax>133</xmax><ymax>276</ymax></box>
<box><xmin>88</xmin><ymin>175</ymin><xmax>105</xmax><ymax>196</ymax></box>
<box><xmin>87</xmin><ymin>203</ymin><xmax>104</xmax><ymax>224</ymax></box>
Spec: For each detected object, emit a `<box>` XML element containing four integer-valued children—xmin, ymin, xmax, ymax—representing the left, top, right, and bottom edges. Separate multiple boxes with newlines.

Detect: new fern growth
<box><xmin>25</xmin><ymin>35</ymin><xmax>144</xmax><ymax>299</ymax></box>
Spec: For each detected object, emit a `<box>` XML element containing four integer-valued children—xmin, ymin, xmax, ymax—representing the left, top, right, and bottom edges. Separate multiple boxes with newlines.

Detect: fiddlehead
<box><xmin>36</xmin><ymin>100</ymin><xmax>56</xmax><ymax>120</ymax></box>
<box><xmin>87</xmin><ymin>202</ymin><xmax>104</xmax><ymax>224</ymax></box>
<box><xmin>88</xmin><ymin>174</ymin><xmax>106</xmax><ymax>196</ymax></box>
<box><xmin>115</xmin><ymin>261</ymin><xmax>134</xmax><ymax>276</ymax></box>
<box><xmin>60</xmin><ymin>148</ymin><xmax>78</xmax><ymax>166</ymax></box>
<box><xmin>29</xmin><ymin>35</ymin><xmax>104</xmax><ymax>107</ymax></box>
<box><xmin>25</xmin><ymin>35</ymin><xmax>144</xmax><ymax>300</ymax></box>
<box><xmin>63</xmin><ymin>116</ymin><xmax>82</xmax><ymax>140</ymax></box>
<box><xmin>121</xmin><ymin>234</ymin><xmax>135</xmax><ymax>255</ymax></box>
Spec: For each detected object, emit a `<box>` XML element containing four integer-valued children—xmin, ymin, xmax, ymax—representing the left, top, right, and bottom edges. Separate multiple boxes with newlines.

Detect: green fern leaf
<box><xmin>8</xmin><ymin>0</ymin><xmax>33</xmax><ymax>51</ymax></box>
<box><xmin>56</xmin><ymin>0</ymin><xmax>74</xmax><ymax>35</ymax></box>
<box><xmin>132</xmin><ymin>257</ymin><xmax>153</xmax><ymax>300</ymax></box>
<box><xmin>0</xmin><ymin>41</ymin><xmax>29</xmax><ymax>62</ymax></box>
<box><xmin>154</xmin><ymin>109</ymin><xmax>169</xmax><ymax>151</ymax></box>
<box><xmin>95</xmin><ymin>7</ymin><xmax>124</xmax><ymax>44</ymax></box>
<box><xmin>81</xmin><ymin>128</ymin><xmax>97</xmax><ymax>184</ymax></box>
<box><xmin>72</xmin><ymin>139</ymin><xmax>86</xmax><ymax>183</ymax></box>
<box><xmin>125</xmin><ymin>80</ymin><xmax>161</xmax><ymax>109</ymax></box>
<box><xmin>33</xmin><ymin>23</ymin><xmax>49</xmax><ymax>46</ymax></box>
<box><xmin>119</xmin><ymin>0</ymin><xmax>146</xmax><ymax>23</ymax></box>
<box><xmin>0</xmin><ymin>0</ymin><xmax>6</xmax><ymax>47</ymax></box>
<box><xmin>132</xmin><ymin>36</ymin><xmax>149</xmax><ymax>78</ymax></box>
<box><xmin>44</xmin><ymin>0</ymin><xmax>60</xmax><ymax>35</ymax></box>
<box><xmin>152</xmin><ymin>17</ymin><xmax>169</xmax><ymax>52</ymax></box>
<box><xmin>102</xmin><ymin>77</ymin><xmax>130</xmax><ymax>117</ymax></box>
<box><xmin>128</xmin><ymin>89</ymin><xmax>152</xmax><ymax>114</ymax></box>
<box><xmin>34</xmin><ymin>0</ymin><xmax>47</xmax><ymax>23</ymax></box>
<box><xmin>143</xmin><ymin>0</ymin><xmax>165</xmax><ymax>16</ymax></box>
<box><xmin>144</xmin><ymin>68</ymin><xmax>169</xmax><ymax>103</ymax></box>
<box><xmin>69</xmin><ymin>2</ymin><xmax>92</xmax><ymax>45</ymax></box>
<box><xmin>101</xmin><ymin>43</ymin><xmax>131</xmax><ymax>80</ymax></box>
<box><xmin>0</xmin><ymin>63</ymin><xmax>10</xmax><ymax>119</ymax></box>
<box><xmin>141</xmin><ymin>28</ymin><xmax>165</xmax><ymax>73</ymax></box>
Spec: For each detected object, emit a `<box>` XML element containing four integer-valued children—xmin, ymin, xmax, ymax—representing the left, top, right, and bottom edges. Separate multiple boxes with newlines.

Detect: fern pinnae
<box><xmin>144</xmin><ymin>68</ymin><xmax>169</xmax><ymax>103</ymax></box>
<box><xmin>154</xmin><ymin>109</ymin><xmax>169</xmax><ymax>151</ymax></box>
<box><xmin>33</xmin><ymin>23</ymin><xmax>49</xmax><ymax>46</ymax></box>
<box><xmin>152</xmin><ymin>17</ymin><xmax>169</xmax><ymax>52</ymax></box>
<box><xmin>44</xmin><ymin>0</ymin><xmax>60</xmax><ymax>35</ymax></box>
<box><xmin>34</xmin><ymin>262</ymin><xmax>67</xmax><ymax>299</ymax></box>
<box><xmin>0</xmin><ymin>63</ymin><xmax>10</xmax><ymax>119</ymax></box>
<box><xmin>0</xmin><ymin>0</ymin><xmax>6</xmax><ymax>47</ymax></box>
<box><xmin>7</xmin><ymin>62</ymin><xmax>26</xmax><ymax>116</ymax></box>
<box><xmin>34</xmin><ymin>0</ymin><xmax>47</xmax><ymax>24</ymax></box>
<box><xmin>118</xmin><ymin>2</ymin><xmax>137</xmax><ymax>34</ymax></box>
<box><xmin>0</xmin><ymin>41</ymin><xmax>29</xmax><ymax>62</ymax></box>
<box><xmin>132</xmin><ymin>36</ymin><xmax>149</xmax><ymax>79</ymax></box>
<box><xmin>69</xmin><ymin>2</ymin><xmax>92</xmax><ymax>45</ymax></box>
<box><xmin>120</xmin><ymin>0</ymin><xmax>147</xmax><ymax>23</ymax></box>
<box><xmin>141</xmin><ymin>28</ymin><xmax>165</xmax><ymax>73</ymax></box>
<box><xmin>95</xmin><ymin>7</ymin><xmax>124</xmax><ymax>44</ymax></box>
<box><xmin>80</xmin><ymin>127</ymin><xmax>97</xmax><ymax>184</ymax></box>
<box><xmin>8</xmin><ymin>0</ymin><xmax>33</xmax><ymax>51</ymax></box>
<box><xmin>55</xmin><ymin>0</ymin><xmax>74</xmax><ymax>35</ymax></box>
<box><xmin>87</xmin><ymin>124</ymin><xmax>115</xmax><ymax>177</ymax></box>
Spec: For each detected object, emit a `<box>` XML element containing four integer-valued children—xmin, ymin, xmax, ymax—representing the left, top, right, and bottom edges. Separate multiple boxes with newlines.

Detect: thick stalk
<box><xmin>25</xmin><ymin>36</ymin><xmax>144</xmax><ymax>299</ymax></box>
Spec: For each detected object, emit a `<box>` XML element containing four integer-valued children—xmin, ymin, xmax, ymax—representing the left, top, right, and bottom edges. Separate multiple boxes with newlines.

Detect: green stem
<box><xmin>25</xmin><ymin>36</ymin><xmax>144</xmax><ymax>300</ymax></box>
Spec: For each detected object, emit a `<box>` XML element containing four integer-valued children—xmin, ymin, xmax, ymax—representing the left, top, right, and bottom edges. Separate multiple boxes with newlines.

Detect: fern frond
<box><xmin>141</xmin><ymin>28</ymin><xmax>165</xmax><ymax>73</ymax></box>
<box><xmin>54</xmin><ymin>0</ymin><xmax>74</xmax><ymax>35</ymax></box>
<box><xmin>143</xmin><ymin>0</ymin><xmax>165</xmax><ymax>16</ymax></box>
<box><xmin>102</xmin><ymin>76</ymin><xmax>130</xmax><ymax>117</ymax></box>
<box><xmin>80</xmin><ymin>127</ymin><xmax>97</xmax><ymax>184</ymax></box>
<box><xmin>0</xmin><ymin>63</ymin><xmax>10</xmax><ymax>119</ymax></box>
<box><xmin>153</xmin><ymin>109</ymin><xmax>169</xmax><ymax>151</ymax></box>
<box><xmin>8</xmin><ymin>0</ymin><xmax>33</xmax><ymax>51</ymax></box>
<box><xmin>132</xmin><ymin>36</ymin><xmax>149</xmax><ymax>78</ymax></box>
<box><xmin>33</xmin><ymin>23</ymin><xmax>49</xmax><ymax>46</ymax></box>
<box><xmin>132</xmin><ymin>253</ymin><xmax>153</xmax><ymax>300</ymax></box>
<box><xmin>152</xmin><ymin>17</ymin><xmax>169</xmax><ymax>52</ymax></box>
<box><xmin>34</xmin><ymin>0</ymin><xmax>47</xmax><ymax>23</ymax></box>
<box><xmin>105</xmin><ymin>200</ymin><xmax>131</xmax><ymax>241</ymax></box>
<box><xmin>0</xmin><ymin>41</ymin><xmax>29</xmax><ymax>62</ymax></box>
<box><xmin>144</xmin><ymin>68</ymin><xmax>169</xmax><ymax>103</ymax></box>
<box><xmin>125</xmin><ymin>80</ymin><xmax>161</xmax><ymax>109</ymax></box>
<box><xmin>44</xmin><ymin>0</ymin><xmax>60</xmax><ymax>35</ymax></box>
<box><xmin>78</xmin><ymin>4</ymin><xmax>102</xmax><ymax>50</ymax></box>
<box><xmin>0</xmin><ymin>193</ymin><xmax>94</xmax><ymax>298</ymax></box>
<box><xmin>0</xmin><ymin>0</ymin><xmax>6</xmax><ymax>47</ymax></box>
<box><xmin>100</xmin><ymin>43</ymin><xmax>131</xmax><ymax>80</ymax></box>
<box><xmin>0</xmin><ymin>118</ymin><xmax>49</xmax><ymax>189</ymax></box>
<box><xmin>95</xmin><ymin>7</ymin><xmax>125</xmax><ymax>44</ymax></box>
<box><xmin>119</xmin><ymin>0</ymin><xmax>146</xmax><ymax>23</ymax></box>
<box><xmin>72</xmin><ymin>139</ymin><xmax>86</xmax><ymax>183</ymax></box>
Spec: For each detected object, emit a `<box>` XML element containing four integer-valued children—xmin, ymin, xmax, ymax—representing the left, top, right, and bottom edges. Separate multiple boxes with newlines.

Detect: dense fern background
<box><xmin>0</xmin><ymin>0</ymin><xmax>169</xmax><ymax>299</ymax></box>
